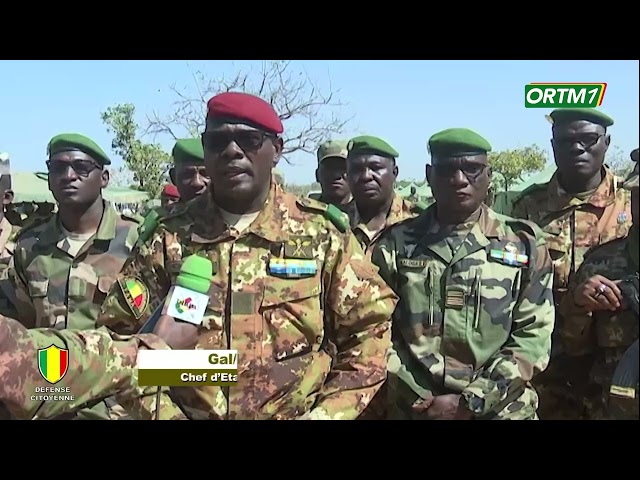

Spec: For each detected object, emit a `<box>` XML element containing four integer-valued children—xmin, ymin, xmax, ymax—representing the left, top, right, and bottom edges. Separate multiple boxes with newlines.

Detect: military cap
<box><xmin>317</xmin><ymin>139</ymin><xmax>349</xmax><ymax>164</ymax></box>
<box><xmin>206</xmin><ymin>92</ymin><xmax>283</xmax><ymax>135</ymax></box>
<box><xmin>162</xmin><ymin>184</ymin><xmax>180</xmax><ymax>198</ymax></box>
<box><xmin>622</xmin><ymin>148</ymin><xmax>639</xmax><ymax>190</ymax></box>
<box><xmin>172</xmin><ymin>138</ymin><xmax>204</xmax><ymax>165</ymax></box>
<box><xmin>347</xmin><ymin>135</ymin><xmax>399</xmax><ymax>159</ymax></box>
<box><xmin>428</xmin><ymin>128</ymin><xmax>492</xmax><ymax>159</ymax></box>
<box><xmin>548</xmin><ymin>108</ymin><xmax>614</xmax><ymax>128</ymax></box>
<box><xmin>47</xmin><ymin>133</ymin><xmax>111</xmax><ymax>166</ymax></box>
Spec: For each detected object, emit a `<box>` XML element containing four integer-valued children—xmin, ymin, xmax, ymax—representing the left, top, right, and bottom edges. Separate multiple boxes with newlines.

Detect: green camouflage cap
<box><xmin>48</xmin><ymin>133</ymin><xmax>111</xmax><ymax>166</ymax></box>
<box><xmin>317</xmin><ymin>139</ymin><xmax>349</xmax><ymax>164</ymax></box>
<box><xmin>347</xmin><ymin>135</ymin><xmax>399</xmax><ymax>159</ymax></box>
<box><xmin>428</xmin><ymin>128</ymin><xmax>492</xmax><ymax>161</ymax></box>
<box><xmin>548</xmin><ymin>108</ymin><xmax>614</xmax><ymax>128</ymax></box>
<box><xmin>172</xmin><ymin>138</ymin><xmax>204</xmax><ymax>165</ymax></box>
<box><xmin>622</xmin><ymin>148</ymin><xmax>639</xmax><ymax>190</ymax></box>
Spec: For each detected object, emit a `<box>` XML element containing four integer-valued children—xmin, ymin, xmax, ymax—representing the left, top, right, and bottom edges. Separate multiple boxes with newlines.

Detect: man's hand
<box><xmin>573</xmin><ymin>274</ymin><xmax>624</xmax><ymax>312</ymax></box>
<box><xmin>152</xmin><ymin>315</ymin><xmax>198</xmax><ymax>350</ymax></box>
<box><xmin>422</xmin><ymin>394</ymin><xmax>472</xmax><ymax>420</ymax></box>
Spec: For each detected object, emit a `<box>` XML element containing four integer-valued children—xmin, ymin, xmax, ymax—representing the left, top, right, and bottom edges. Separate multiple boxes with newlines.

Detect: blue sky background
<box><xmin>0</xmin><ymin>60</ymin><xmax>637</xmax><ymax>185</ymax></box>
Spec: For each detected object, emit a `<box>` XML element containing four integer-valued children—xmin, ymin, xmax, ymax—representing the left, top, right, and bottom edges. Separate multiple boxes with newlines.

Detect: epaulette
<box><xmin>512</xmin><ymin>182</ymin><xmax>547</xmax><ymax>205</ymax></box>
<box><xmin>505</xmin><ymin>217</ymin><xmax>546</xmax><ymax>248</ymax></box>
<box><xmin>135</xmin><ymin>209</ymin><xmax>161</xmax><ymax>248</ymax></box>
<box><xmin>296</xmin><ymin>197</ymin><xmax>349</xmax><ymax>233</ymax></box>
<box><xmin>14</xmin><ymin>215</ymin><xmax>50</xmax><ymax>241</ymax></box>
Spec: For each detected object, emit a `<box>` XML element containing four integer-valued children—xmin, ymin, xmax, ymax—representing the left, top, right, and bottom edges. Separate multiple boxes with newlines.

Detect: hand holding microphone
<box><xmin>139</xmin><ymin>255</ymin><xmax>213</xmax><ymax>350</ymax></box>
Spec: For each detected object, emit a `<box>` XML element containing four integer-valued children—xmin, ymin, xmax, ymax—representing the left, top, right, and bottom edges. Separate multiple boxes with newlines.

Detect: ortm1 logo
<box><xmin>525</xmin><ymin>83</ymin><xmax>607</xmax><ymax>108</ymax></box>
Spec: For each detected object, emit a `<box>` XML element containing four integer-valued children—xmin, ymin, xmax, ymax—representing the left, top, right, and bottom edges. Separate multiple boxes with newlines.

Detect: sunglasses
<box><xmin>554</xmin><ymin>133</ymin><xmax>604</xmax><ymax>150</ymax></box>
<box><xmin>46</xmin><ymin>159</ymin><xmax>101</xmax><ymax>177</ymax></box>
<box><xmin>432</xmin><ymin>163</ymin><xmax>487</xmax><ymax>181</ymax></box>
<box><xmin>201</xmin><ymin>130</ymin><xmax>276</xmax><ymax>153</ymax></box>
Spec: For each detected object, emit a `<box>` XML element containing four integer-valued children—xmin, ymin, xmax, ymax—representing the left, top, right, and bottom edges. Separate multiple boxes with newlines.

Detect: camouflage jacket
<box><xmin>10</xmin><ymin>201</ymin><xmax>141</xmax><ymax>330</ymax></box>
<box><xmin>0</xmin><ymin>315</ymin><xmax>185</xmax><ymax>420</ymax></box>
<box><xmin>0</xmin><ymin>216</ymin><xmax>20</xmax><ymax>319</ymax></box>
<box><xmin>347</xmin><ymin>194</ymin><xmax>425</xmax><ymax>256</ymax></box>
<box><xmin>511</xmin><ymin>166</ymin><xmax>631</xmax><ymax>306</ymax></box>
<box><xmin>371</xmin><ymin>204</ymin><xmax>555</xmax><ymax>419</ymax></box>
<box><xmin>559</xmin><ymin>236</ymin><xmax>638</xmax><ymax>417</ymax></box>
<box><xmin>97</xmin><ymin>183</ymin><xmax>397</xmax><ymax>420</ymax></box>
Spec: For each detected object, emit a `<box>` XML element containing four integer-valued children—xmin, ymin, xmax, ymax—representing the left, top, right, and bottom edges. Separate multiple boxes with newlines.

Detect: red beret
<box><xmin>206</xmin><ymin>92</ymin><xmax>283</xmax><ymax>135</ymax></box>
<box><xmin>162</xmin><ymin>184</ymin><xmax>180</xmax><ymax>198</ymax></box>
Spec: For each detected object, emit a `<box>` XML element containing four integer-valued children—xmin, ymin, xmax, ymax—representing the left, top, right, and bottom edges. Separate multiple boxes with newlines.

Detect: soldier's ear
<box><xmin>425</xmin><ymin>164</ymin><xmax>432</xmax><ymax>185</ymax></box>
<box><xmin>272</xmin><ymin>137</ymin><xmax>284</xmax><ymax>167</ymax></box>
<box><xmin>169</xmin><ymin>167</ymin><xmax>176</xmax><ymax>184</ymax></box>
<box><xmin>101</xmin><ymin>169</ymin><xmax>110</xmax><ymax>189</ymax></box>
<box><xmin>2</xmin><ymin>189</ymin><xmax>13</xmax><ymax>206</ymax></box>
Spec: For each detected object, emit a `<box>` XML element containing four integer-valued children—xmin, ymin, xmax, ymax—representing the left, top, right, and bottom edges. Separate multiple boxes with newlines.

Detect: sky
<box><xmin>0</xmin><ymin>60</ymin><xmax>638</xmax><ymax>185</ymax></box>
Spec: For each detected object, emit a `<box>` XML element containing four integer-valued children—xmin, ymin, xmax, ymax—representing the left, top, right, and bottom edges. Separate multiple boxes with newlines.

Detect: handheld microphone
<box><xmin>138</xmin><ymin>255</ymin><xmax>213</xmax><ymax>334</ymax></box>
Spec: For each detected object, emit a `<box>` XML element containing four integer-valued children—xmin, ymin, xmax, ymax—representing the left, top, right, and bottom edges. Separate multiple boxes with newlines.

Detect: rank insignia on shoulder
<box><xmin>268</xmin><ymin>258</ymin><xmax>318</xmax><ymax>278</ymax></box>
<box><xmin>119</xmin><ymin>276</ymin><xmax>149</xmax><ymax>319</ymax></box>
<box><xmin>489</xmin><ymin>243</ymin><xmax>529</xmax><ymax>267</ymax></box>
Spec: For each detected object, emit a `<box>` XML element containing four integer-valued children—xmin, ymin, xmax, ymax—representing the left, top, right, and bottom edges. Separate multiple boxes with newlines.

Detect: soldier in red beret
<box><xmin>160</xmin><ymin>184</ymin><xmax>180</xmax><ymax>209</ymax></box>
<box><xmin>96</xmin><ymin>91</ymin><xmax>398</xmax><ymax>421</ymax></box>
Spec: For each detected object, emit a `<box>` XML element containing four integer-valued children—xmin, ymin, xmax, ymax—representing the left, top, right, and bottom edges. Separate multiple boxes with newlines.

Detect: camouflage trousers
<box><xmin>357</xmin><ymin>384</ymin><xmax>388</xmax><ymax>420</ymax></box>
<box><xmin>532</xmin><ymin>354</ymin><xmax>592</xmax><ymax>420</ymax></box>
<box><xmin>386</xmin><ymin>377</ymin><xmax>539</xmax><ymax>420</ymax></box>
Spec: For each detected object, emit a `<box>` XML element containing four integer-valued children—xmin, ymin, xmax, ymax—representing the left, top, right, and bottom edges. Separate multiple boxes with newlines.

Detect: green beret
<box><xmin>623</xmin><ymin>148</ymin><xmax>639</xmax><ymax>190</ymax></box>
<box><xmin>428</xmin><ymin>128</ymin><xmax>492</xmax><ymax>159</ymax></box>
<box><xmin>47</xmin><ymin>133</ymin><xmax>111</xmax><ymax>166</ymax></box>
<box><xmin>347</xmin><ymin>135</ymin><xmax>399</xmax><ymax>159</ymax></box>
<box><xmin>172</xmin><ymin>138</ymin><xmax>204</xmax><ymax>165</ymax></box>
<box><xmin>317</xmin><ymin>139</ymin><xmax>348</xmax><ymax>164</ymax></box>
<box><xmin>549</xmin><ymin>108</ymin><xmax>614</xmax><ymax>128</ymax></box>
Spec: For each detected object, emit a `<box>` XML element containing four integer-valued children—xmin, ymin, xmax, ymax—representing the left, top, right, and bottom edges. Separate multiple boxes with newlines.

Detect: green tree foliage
<box><xmin>100</xmin><ymin>104</ymin><xmax>171</xmax><ymax>199</ymax></box>
<box><xmin>489</xmin><ymin>144</ymin><xmax>547</xmax><ymax>192</ymax></box>
<box><xmin>605</xmin><ymin>145</ymin><xmax>635</xmax><ymax>178</ymax></box>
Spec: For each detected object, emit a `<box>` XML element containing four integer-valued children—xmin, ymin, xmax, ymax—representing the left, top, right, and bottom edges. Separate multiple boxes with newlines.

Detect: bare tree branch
<box><xmin>144</xmin><ymin>60</ymin><xmax>354</xmax><ymax>165</ymax></box>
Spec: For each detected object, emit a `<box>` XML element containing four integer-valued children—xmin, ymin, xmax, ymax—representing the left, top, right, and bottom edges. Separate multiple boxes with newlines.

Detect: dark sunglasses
<box><xmin>46</xmin><ymin>159</ymin><xmax>101</xmax><ymax>177</ymax></box>
<box><xmin>432</xmin><ymin>162</ymin><xmax>487</xmax><ymax>181</ymax></box>
<box><xmin>201</xmin><ymin>130</ymin><xmax>276</xmax><ymax>153</ymax></box>
<box><xmin>554</xmin><ymin>133</ymin><xmax>604</xmax><ymax>150</ymax></box>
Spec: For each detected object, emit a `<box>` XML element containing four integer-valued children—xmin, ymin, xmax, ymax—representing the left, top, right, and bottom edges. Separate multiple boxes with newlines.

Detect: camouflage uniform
<box><xmin>347</xmin><ymin>194</ymin><xmax>424</xmax><ymax>257</ymax></box>
<box><xmin>0</xmin><ymin>216</ymin><xmax>20</xmax><ymax>319</ymax></box>
<box><xmin>371</xmin><ymin>204</ymin><xmax>555</xmax><ymax>420</ymax></box>
<box><xmin>97</xmin><ymin>182</ymin><xmax>398</xmax><ymax>420</ymax></box>
<box><xmin>10</xmin><ymin>201</ymin><xmax>141</xmax><ymax>420</ymax></box>
<box><xmin>559</xmin><ymin>154</ymin><xmax>639</xmax><ymax>420</ymax></box>
<box><xmin>511</xmin><ymin>166</ymin><xmax>631</xmax><ymax>419</ymax></box>
<box><xmin>0</xmin><ymin>314</ymin><xmax>185</xmax><ymax>420</ymax></box>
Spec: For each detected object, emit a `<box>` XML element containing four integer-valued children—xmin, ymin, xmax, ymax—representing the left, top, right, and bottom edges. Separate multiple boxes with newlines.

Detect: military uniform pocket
<box><xmin>27</xmin><ymin>279</ymin><xmax>50</xmax><ymax>327</ymax></box>
<box><xmin>260</xmin><ymin>276</ymin><xmax>323</xmax><ymax>362</ymax></box>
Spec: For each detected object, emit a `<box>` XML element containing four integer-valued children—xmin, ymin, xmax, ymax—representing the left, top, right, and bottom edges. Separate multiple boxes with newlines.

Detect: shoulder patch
<box><xmin>118</xmin><ymin>276</ymin><xmax>149</xmax><ymax>320</ymax></box>
<box><xmin>296</xmin><ymin>197</ymin><xmax>349</xmax><ymax>233</ymax></box>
